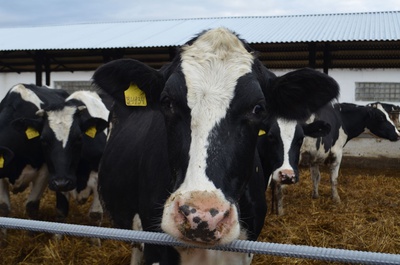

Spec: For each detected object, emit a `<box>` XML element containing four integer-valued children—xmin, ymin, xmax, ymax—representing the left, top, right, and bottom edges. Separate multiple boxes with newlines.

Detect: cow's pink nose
<box><xmin>279</xmin><ymin>169</ymin><xmax>297</xmax><ymax>184</ymax></box>
<box><xmin>173</xmin><ymin>191</ymin><xmax>234</xmax><ymax>244</ymax></box>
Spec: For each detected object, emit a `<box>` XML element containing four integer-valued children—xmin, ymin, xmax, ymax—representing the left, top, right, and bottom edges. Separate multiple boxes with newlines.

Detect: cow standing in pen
<box><xmin>0</xmin><ymin>84</ymin><xmax>69</xmax><ymax>246</ymax></box>
<box><xmin>257</xmin><ymin>116</ymin><xmax>332</xmax><ymax>216</ymax></box>
<box><xmin>93</xmin><ymin>27</ymin><xmax>339</xmax><ymax>265</ymax></box>
<box><xmin>13</xmin><ymin>90</ymin><xmax>109</xmax><ymax>244</ymax></box>
<box><xmin>300</xmin><ymin>102</ymin><xmax>400</xmax><ymax>203</ymax></box>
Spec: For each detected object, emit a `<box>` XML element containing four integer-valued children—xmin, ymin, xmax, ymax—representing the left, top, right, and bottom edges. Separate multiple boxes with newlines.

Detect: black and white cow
<box><xmin>367</xmin><ymin>102</ymin><xmax>400</xmax><ymax>129</ymax></box>
<box><xmin>93</xmin><ymin>28</ymin><xmax>339</xmax><ymax>264</ymax></box>
<box><xmin>300</xmin><ymin>102</ymin><xmax>400</xmax><ymax>203</ymax></box>
<box><xmin>0</xmin><ymin>84</ymin><xmax>69</xmax><ymax>245</ymax></box>
<box><xmin>20</xmin><ymin>91</ymin><xmax>109</xmax><ymax>238</ymax></box>
<box><xmin>257</xmin><ymin>116</ymin><xmax>331</xmax><ymax>215</ymax></box>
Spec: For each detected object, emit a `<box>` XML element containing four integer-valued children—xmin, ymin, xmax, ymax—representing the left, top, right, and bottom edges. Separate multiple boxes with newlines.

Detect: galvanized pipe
<box><xmin>1</xmin><ymin>217</ymin><xmax>399</xmax><ymax>264</ymax></box>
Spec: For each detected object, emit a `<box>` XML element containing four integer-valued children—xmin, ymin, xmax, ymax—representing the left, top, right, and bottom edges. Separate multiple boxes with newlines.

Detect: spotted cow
<box><xmin>258</xmin><ymin>116</ymin><xmax>332</xmax><ymax>215</ymax></box>
<box><xmin>16</xmin><ymin>90</ymin><xmax>110</xmax><ymax>243</ymax></box>
<box><xmin>300</xmin><ymin>102</ymin><xmax>400</xmax><ymax>203</ymax></box>
<box><xmin>0</xmin><ymin>84</ymin><xmax>69</xmax><ymax>245</ymax></box>
<box><xmin>93</xmin><ymin>28</ymin><xmax>340</xmax><ymax>264</ymax></box>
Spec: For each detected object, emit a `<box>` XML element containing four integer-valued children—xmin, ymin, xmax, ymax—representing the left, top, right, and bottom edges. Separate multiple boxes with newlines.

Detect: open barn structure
<box><xmin>0</xmin><ymin>11</ymin><xmax>400</xmax><ymax>87</ymax></box>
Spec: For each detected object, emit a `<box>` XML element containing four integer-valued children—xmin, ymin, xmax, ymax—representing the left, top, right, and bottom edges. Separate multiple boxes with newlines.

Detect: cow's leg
<box><xmin>310</xmin><ymin>165</ymin><xmax>321</xmax><ymax>199</ymax></box>
<box><xmin>130</xmin><ymin>214</ymin><xmax>144</xmax><ymax>265</ymax></box>
<box><xmin>276</xmin><ymin>183</ymin><xmax>284</xmax><ymax>216</ymax></box>
<box><xmin>330</xmin><ymin>159</ymin><xmax>342</xmax><ymax>203</ymax></box>
<box><xmin>270</xmin><ymin>180</ymin><xmax>276</xmax><ymax>214</ymax></box>
<box><xmin>54</xmin><ymin>191</ymin><xmax>70</xmax><ymax>240</ymax></box>
<box><xmin>25</xmin><ymin>164</ymin><xmax>48</xmax><ymax>219</ymax></box>
<box><xmin>271</xmin><ymin>181</ymin><xmax>284</xmax><ymax>216</ymax></box>
<box><xmin>87</xmin><ymin>172</ymin><xmax>103</xmax><ymax>246</ymax></box>
<box><xmin>0</xmin><ymin>179</ymin><xmax>10</xmax><ymax>247</ymax></box>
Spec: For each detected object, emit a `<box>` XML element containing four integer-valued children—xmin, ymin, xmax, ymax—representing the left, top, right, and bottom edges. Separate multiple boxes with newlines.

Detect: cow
<box><xmin>0</xmin><ymin>83</ymin><xmax>69</xmax><ymax>246</ymax></box>
<box><xmin>93</xmin><ymin>27</ymin><xmax>340</xmax><ymax>264</ymax></box>
<box><xmin>300</xmin><ymin>102</ymin><xmax>400</xmax><ymax>203</ymax></box>
<box><xmin>367</xmin><ymin>102</ymin><xmax>400</xmax><ymax>129</ymax></box>
<box><xmin>257</xmin><ymin>116</ymin><xmax>332</xmax><ymax>216</ymax></box>
<box><xmin>14</xmin><ymin>90</ymin><xmax>109</xmax><ymax>244</ymax></box>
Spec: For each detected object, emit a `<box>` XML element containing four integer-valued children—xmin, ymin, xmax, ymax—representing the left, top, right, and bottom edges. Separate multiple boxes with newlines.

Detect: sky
<box><xmin>0</xmin><ymin>0</ymin><xmax>399</xmax><ymax>28</ymax></box>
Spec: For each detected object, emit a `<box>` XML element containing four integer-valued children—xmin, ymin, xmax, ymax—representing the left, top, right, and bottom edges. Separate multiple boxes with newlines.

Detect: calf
<box><xmin>258</xmin><ymin>117</ymin><xmax>331</xmax><ymax>215</ymax></box>
<box><xmin>93</xmin><ymin>27</ymin><xmax>339</xmax><ymax>264</ymax></box>
<box><xmin>0</xmin><ymin>84</ymin><xmax>69</xmax><ymax>245</ymax></box>
<box><xmin>21</xmin><ymin>91</ymin><xmax>109</xmax><ymax>238</ymax></box>
<box><xmin>300</xmin><ymin>102</ymin><xmax>400</xmax><ymax>203</ymax></box>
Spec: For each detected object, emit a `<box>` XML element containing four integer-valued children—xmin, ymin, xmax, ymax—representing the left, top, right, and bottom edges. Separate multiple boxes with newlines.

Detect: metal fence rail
<box><xmin>1</xmin><ymin>217</ymin><xmax>399</xmax><ymax>264</ymax></box>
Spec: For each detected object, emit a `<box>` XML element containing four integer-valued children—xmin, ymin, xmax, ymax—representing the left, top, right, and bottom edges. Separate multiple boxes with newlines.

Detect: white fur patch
<box><xmin>10</xmin><ymin>84</ymin><xmax>43</xmax><ymax>109</ymax></box>
<box><xmin>376</xmin><ymin>104</ymin><xmax>400</xmax><ymax>136</ymax></box>
<box><xmin>272</xmin><ymin>119</ymin><xmax>297</xmax><ymax>181</ymax></box>
<box><xmin>47</xmin><ymin>106</ymin><xmax>76</xmax><ymax>148</ymax></box>
<box><xmin>179</xmin><ymin>27</ymin><xmax>254</xmax><ymax>193</ymax></box>
<box><xmin>66</xmin><ymin>91</ymin><xmax>109</xmax><ymax>121</ymax></box>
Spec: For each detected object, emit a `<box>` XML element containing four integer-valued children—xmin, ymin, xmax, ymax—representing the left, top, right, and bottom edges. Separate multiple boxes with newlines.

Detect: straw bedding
<box><xmin>0</xmin><ymin>165</ymin><xmax>399</xmax><ymax>265</ymax></box>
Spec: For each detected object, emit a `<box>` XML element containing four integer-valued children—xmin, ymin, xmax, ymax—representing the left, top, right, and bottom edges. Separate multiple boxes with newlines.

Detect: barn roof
<box><xmin>1</xmin><ymin>11</ymin><xmax>400</xmax><ymax>51</ymax></box>
<box><xmin>1</xmin><ymin>11</ymin><xmax>400</xmax><ymax>78</ymax></box>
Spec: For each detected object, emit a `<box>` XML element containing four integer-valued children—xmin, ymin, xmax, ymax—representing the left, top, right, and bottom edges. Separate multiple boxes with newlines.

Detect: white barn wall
<box><xmin>0</xmin><ymin>71</ymin><xmax>93</xmax><ymax>99</ymax></box>
<box><xmin>1</xmin><ymin>68</ymin><xmax>399</xmax><ymax>162</ymax></box>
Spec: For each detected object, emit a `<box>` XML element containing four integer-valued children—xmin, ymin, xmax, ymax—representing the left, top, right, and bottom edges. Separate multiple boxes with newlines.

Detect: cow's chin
<box><xmin>161</xmin><ymin>191</ymin><xmax>241</xmax><ymax>247</ymax></box>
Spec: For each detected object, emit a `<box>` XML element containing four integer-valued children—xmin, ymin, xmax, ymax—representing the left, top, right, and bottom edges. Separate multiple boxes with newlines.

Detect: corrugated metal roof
<box><xmin>0</xmin><ymin>11</ymin><xmax>399</xmax><ymax>51</ymax></box>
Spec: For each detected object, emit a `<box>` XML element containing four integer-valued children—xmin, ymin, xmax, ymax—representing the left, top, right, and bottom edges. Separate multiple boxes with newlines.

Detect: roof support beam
<box><xmin>34</xmin><ymin>52</ymin><xmax>44</xmax><ymax>86</ymax></box>
<box><xmin>308</xmin><ymin>43</ymin><xmax>316</xmax><ymax>69</ymax></box>
<box><xmin>323</xmin><ymin>43</ymin><xmax>331</xmax><ymax>74</ymax></box>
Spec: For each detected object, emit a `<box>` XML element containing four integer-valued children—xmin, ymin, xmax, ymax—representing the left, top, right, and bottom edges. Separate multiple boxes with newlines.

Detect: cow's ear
<box><xmin>0</xmin><ymin>146</ymin><xmax>14</xmax><ymax>168</ymax></box>
<box><xmin>265</xmin><ymin>68</ymin><xmax>340</xmax><ymax>120</ymax></box>
<box><xmin>80</xmin><ymin>117</ymin><xmax>109</xmax><ymax>139</ymax></box>
<box><xmin>11</xmin><ymin>118</ymin><xmax>43</xmax><ymax>139</ymax></box>
<box><xmin>92</xmin><ymin>59</ymin><xmax>165</xmax><ymax>107</ymax></box>
<box><xmin>302</xmin><ymin>120</ymin><xmax>331</xmax><ymax>138</ymax></box>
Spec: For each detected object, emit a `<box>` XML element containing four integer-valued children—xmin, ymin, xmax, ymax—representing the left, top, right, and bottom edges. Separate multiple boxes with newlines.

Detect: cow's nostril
<box><xmin>49</xmin><ymin>178</ymin><xmax>75</xmax><ymax>192</ymax></box>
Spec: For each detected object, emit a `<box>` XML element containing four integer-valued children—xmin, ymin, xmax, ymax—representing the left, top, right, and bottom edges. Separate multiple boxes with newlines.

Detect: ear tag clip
<box><xmin>124</xmin><ymin>83</ymin><xmax>147</xmax><ymax>106</ymax></box>
<box><xmin>85</xmin><ymin>126</ymin><xmax>97</xmax><ymax>138</ymax></box>
<box><xmin>25</xmin><ymin>127</ymin><xmax>40</xmax><ymax>139</ymax></box>
<box><xmin>0</xmin><ymin>155</ymin><xmax>4</xmax><ymax>168</ymax></box>
<box><xmin>258</xmin><ymin>129</ymin><xmax>266</xmax><ymax>136</ymax></box>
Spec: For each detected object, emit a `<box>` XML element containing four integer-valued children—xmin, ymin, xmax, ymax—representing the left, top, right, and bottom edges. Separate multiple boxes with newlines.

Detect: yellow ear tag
<box><xmin>258</xmin><ymin>129</ymin><xmax>266</xmax><ymax>136</ymax></box>
<box><xmin>0</xmin><ymin>155</ymin><xmax>4</xmax><ymax>168</ymax></box>
<box><xmin>85</xmin><ymin>126</ymin><xmax>97</xmax><ymax>138</ymax></box>
<box><xmin>25</xmin><ymin>127</ymin><xmax>40</xmax><ymax>139</ymax></box>
<box><xmin>124</xmin><ymin>83</ymin><xmax>147</xmax><ymax>106</ymax></box>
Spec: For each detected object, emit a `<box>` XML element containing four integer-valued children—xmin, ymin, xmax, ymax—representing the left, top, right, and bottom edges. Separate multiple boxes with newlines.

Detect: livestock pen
<box><xmin>0</xmin><ymin>165</ymin><xmax>399</xmax><ymax>264</ymax></box>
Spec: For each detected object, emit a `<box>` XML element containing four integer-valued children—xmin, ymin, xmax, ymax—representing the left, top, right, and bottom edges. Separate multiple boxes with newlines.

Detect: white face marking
<box><xmin>11</xmin><ymin>84</ymin><xmax>43</xmax><ymax>109</ymax></box>
<box><xmin>376</xmin><ymin>104</ymin><xmax>400</xmax><ymax>136</ymax></box>
<box><xmin>272</xmin><ymin>119</ymin><xmax>297</xmax><ymax>181</ymax></box>
<box><xmin>178</xmin><ymin>28</ymin><xmax>254</xmax><ymax>193</ymax></box>
<box><xmin>66</xmin><ymin>91</ymin><xmax>109</xmax><ymax>121</ymax></box>
<box><xmin>47</xmin><ymin>106</ymin><xmax>76</xmax><ymax>148</ymax></box>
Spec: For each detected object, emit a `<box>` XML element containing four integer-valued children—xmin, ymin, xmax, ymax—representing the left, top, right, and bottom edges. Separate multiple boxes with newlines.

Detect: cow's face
<box><xmin>160</xmin><ymin>28</ymin><xmax>267</xmax><ymax>246</ymax></box>
<box><xmin>366</xmin><ymin>104</ymin><xmax>400</xmax><ymax>141</ymax></box>
<box><xmin>38</xmin><ymin>104</ymin><xmax>107</xmax><ymax>192</ymax></box>
<box><xmin>259</xmin><ymin>118</ymin><xmax>331</xmax><ymax>185</ymax></box>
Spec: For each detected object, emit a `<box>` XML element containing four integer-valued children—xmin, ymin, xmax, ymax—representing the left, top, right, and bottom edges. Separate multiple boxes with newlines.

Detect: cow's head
<box><xmin>365</xmin><ymin>104</ymin><xmax>400</xmax><ymax>141</ymax></box>
<box><xmin>366</xmin><ymin>102</ymin><xmax>400</xmax><ymax>141</ymax></box>
<box><xmin>93</xmin><ymin>28</ymin><xmax>339</xmax><ymax>246</ymax></box>
<box><xmin>13</xmin><ymin>98</ymin><xmax>108</xmax><ymax>192</ymax></box>
<box><xmin>259</xmin><ymin>117</ymin><xmax>331</xmax><ymax>185</ymax></box>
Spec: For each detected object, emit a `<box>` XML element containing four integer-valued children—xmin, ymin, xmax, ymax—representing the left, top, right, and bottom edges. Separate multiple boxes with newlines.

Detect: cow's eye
<box><xmin>161</xmin><ymin>95</ymin><xmax>174</xmax><ymax>114</ymax></box>
<box><xmin>252</xmin><ymin>104</ymin><xmax>265</xmax><ymax>115</ymax></box>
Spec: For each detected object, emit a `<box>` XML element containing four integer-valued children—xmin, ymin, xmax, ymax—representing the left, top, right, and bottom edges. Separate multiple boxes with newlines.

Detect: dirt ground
<box><xmin>0</xmin><ymin>164</ymin><xmax>399</xmax><ymax>265</ymax></box>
